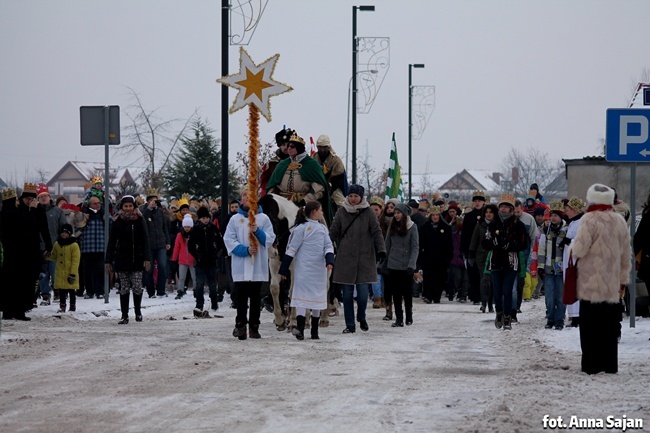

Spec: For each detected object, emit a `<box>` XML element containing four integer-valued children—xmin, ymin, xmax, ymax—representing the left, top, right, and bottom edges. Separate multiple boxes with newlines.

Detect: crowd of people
<box><xmin>0</xmin><ymin>128</ymin><xmax>647</xmax><ymax>376</ymax></box>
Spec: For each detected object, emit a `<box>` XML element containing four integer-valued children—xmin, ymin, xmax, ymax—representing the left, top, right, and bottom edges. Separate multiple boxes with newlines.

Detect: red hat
<box><xmin>543</xmin><ymin>208</ymin><xmax>551</xmax><ymax>221</ymax></box>
<box><xmin>36</xmin><ymin>183</ymin><xmax>49</xmax><ymax>197</ymax></box>
<box><xmin>447</xmin><ymin>201</ymin><xmax>459</xmax><ymax>211</ymax></box>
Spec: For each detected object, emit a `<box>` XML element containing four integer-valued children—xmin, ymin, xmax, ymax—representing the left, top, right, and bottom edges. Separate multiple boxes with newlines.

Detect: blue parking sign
<box><xmin>606</xmin><ymin>109</ymin><xmax>650</xmax><ymax>162</ymax></box>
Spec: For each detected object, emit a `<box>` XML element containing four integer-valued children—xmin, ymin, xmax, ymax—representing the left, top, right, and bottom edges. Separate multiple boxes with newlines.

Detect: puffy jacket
<box><xmin>49</xmin><ymin>238</ymin><xmax>80</xmax><ymax>290</ymax></box>
<box><xmin>105</xmin><ymin>210</ymin><xmax>151</xmax><ymax>272</ymax></box>
<box><xmin>172</xmin><ymin>232</ymin><xmax>195</xmax><ymax>266</ymax></box>
<box><xmin>188</xmin><ymin>221</ymin><xmax>225</xmax><ymax>269</ymax></box>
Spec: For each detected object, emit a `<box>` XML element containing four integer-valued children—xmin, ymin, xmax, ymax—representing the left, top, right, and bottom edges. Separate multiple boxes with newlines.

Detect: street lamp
<box><xmin>346</xmin><ymin>69</ymin><xmax>378</xmax><ymax>174</ymax></box>
<box><xmin>352</xmin><ymin>5</ymin><xmax>375</xmax><ymax>184</ymax></box>
<box><xmin>408</xmin><ymin>63</ymin><xmax>425</xmax><ymax>200</ymax></box>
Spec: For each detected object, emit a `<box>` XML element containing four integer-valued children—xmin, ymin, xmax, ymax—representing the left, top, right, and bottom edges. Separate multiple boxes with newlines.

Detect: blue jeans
<box><xmin>39</xmin><ymin>260</ymin><xmax>56</xmax><ymax>296</ymax></box>
<box><xmin>491</xmin><ymin>269</ymin><xmax>517</xmax><ymax>316</ymax></box>
<box><xmin>194</xmin><ymin>266</ymin><xmax>217</xmax><ymax>309</ymax></box>
<box><xmin>341</xmin><ymin>284</ymin><xmax>369</xmax><ymax>329</ymax></box>
<box><xmin>544</xmin><ymin>273</ymin><xmax>565</xmax><ymax>326</ymax></box>
<box><xmin>144</xmin><ymin>248</ymin><xmax>168</xmax><ymax>296</ymax></box>
<box><xmin>371</xmin><ymin>274</ymin><xmax>383</xmax><ymax>298</ymax></box>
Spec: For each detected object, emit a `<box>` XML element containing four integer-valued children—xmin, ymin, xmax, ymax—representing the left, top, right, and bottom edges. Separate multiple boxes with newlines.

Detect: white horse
<box><xmin>260</xmin><ymin>193</ymin><xmax>336</xmax><ymax>331</ymax></box>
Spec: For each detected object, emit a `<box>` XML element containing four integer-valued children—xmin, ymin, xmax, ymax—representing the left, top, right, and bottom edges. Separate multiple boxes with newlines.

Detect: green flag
<box><xmin>385</xmin><ymin>132</ymin><xmax>404</xmax><ymax>202</ymax></box>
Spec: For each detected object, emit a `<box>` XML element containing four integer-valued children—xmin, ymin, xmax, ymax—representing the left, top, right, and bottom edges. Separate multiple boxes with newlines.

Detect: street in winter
<box><xmin>1</xmin><ymin>293</ymin><xmax>648</xmax><ymax>433</ymax></box>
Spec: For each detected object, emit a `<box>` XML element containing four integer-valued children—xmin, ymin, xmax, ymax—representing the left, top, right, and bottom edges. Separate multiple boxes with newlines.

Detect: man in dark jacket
<box><xmin>105</xmin><ymin>196</ymin><xmax>151</xmax><ymax>324</ymax></box>
<box><xmin>461</xmin><ymin>190</ymin><xmax>486</xmax><ymax>305</ymax></box>
<box><xmin>79</xmin><ymin>196</ymin><xmax>110</xmax><ymax>299</ymax></box>
<box><xmin>188</xmin><ymin>206</ymin><xmax>225</xmax><ymax>316</ymax></box>
<box><xmin>141</xmin><ymin>189</ymin><xmax>170</xmax><ymax>298</ymax></box>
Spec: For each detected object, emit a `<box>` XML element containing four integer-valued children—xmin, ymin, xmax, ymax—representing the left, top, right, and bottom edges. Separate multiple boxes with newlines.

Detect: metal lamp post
<box><xmin>352</xmin><ymin>5</ymin><xmax>375</xmax><ymax>184</ymax></box>
<box><xmin>408</xmin><ymin>63</ymin><xmax>425</xmax><ymax>200</ymax></box>
<box><xmin>346</xmin><ymin>69</ymin><xmax>377</xmax><ymax>174</ymax></box>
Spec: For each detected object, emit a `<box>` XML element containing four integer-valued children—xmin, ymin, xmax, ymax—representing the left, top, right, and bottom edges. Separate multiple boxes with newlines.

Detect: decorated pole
<box><xmin>217</xmin><ymin>47</ymin><xmax>292</xmax><ymax>263</ymax></box>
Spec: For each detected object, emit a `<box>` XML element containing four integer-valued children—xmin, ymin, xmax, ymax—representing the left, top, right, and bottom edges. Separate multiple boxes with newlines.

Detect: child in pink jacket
<box><xmin>171</xmin><ymin>214</ymin><xmax>195</xmax><ymax>300</ymax></box>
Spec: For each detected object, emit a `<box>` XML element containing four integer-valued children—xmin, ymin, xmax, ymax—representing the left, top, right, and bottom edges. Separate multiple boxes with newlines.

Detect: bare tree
<box><xmin>32</xmin><ymin>167</ymin><xmax>51</xmax><ymax>183</ymax></box>
<box><xmin>497</xmin><ymin>147</ymin><xmax>563</xmax><ymax>198</ymax></box>
<box><xmin>120</xmin><ymin>87</ymin><xmax>198</xmax><ymax>190</ymax></box>
<box><xmin>113</xmin><ymin>179</ymin><xmax>139</xmax><ymax>200</ymax></box>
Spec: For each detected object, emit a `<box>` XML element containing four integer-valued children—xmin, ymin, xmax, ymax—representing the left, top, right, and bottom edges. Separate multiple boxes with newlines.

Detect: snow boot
<box><xmin>372</xmin><ymin>296</ymin><xmax>381</xmax><ymax>309</ymax></box>
<box><xmin>383</xmin><ymin>303</ymin><xmax>393</xmax><ymax>321</ymax></box>
<box><xmin>193</xmin><ymin>308</ymin><xmax>203</xmax><ymax>318</ymax></box>
<box><xmin>293</xmin><ymin>315</ymin><xmax>305</xmax><ymax>340</ymax></box>
<box><xmin>494</xmin><ymin>312</ymin><xmax>503</xmax><ymax>329</ymax></box>
<box><xmin>69</xmin><ymin>302</ymin><xmax>76</xmax><ymax>312</ymax></box>
<box><xmin>175</xmin><ymin>290</ymin><xmax>184</xmax><ymax>300</ymax></box>
<box><xmin>40</xmin><ymin>294</ymin><xmax>51</xmax><ymax>306</ymax></box>
<box><xmin>118</xmin><ymin>292</ymin><xmax>130</xmax><ymax>324</ymax></box>
<box><xmin>202</xmin><ymin>310</ymin><xmax>211</xmax><ymax>318</ymax></box>
<box><xmin>53</xmin><ymin>290</ymin><xmax>60</xmax><ymax>301</ymax></box>
<box><xmin>359</xmin><ymin>319</ymin><xmax>369</xmax><ymax>332</ymax></box>
<box><xmin>249</xmin><ymin>324</ymin><xmax>261</xmax><ymax>339</ymax></box>
<box><xmin>391</xmin><ymin>310</ymin><xmax>404</xmax><ymax>327</ymax></box>
<box><xmin>133</xmin><ymin>292</ymin><xmax>143</xmax><ymax>322</ymax></box>
<box><xmin>503</xmin><ymin>315</ymin><xmax>512</xmax><ymax>330</ymax></box>
<box><xmin>57</xmin><ymin>302</ymin><xmax>66</xmax><ymax>313</ymax></box>
<box><xmin>233</xmin><ymin>322</ymin><xmax>247</xmax><ymax>340</ymax></box>
<box><xmin>210</xmin><ymin>296</ymin><xmax>219</xmax><ymax>311</ymax></box>
<box><xmin>310</xmin><ymin>316</ymin><xmax>320</xmax><ymax>339</ymax></box>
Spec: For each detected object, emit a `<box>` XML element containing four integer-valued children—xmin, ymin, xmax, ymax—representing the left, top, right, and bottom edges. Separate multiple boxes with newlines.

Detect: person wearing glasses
<box><xmin>266</xmin><ymin>131</ymin><xmax>332</xmax><ymax>224</ymax></box>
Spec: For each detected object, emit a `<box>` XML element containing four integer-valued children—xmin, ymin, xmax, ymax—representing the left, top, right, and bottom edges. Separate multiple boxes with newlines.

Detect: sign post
<box><xmin>80</xmin><ymin>105</ymin><xmax>120</xmax><ymax>303</ymax></box>
<box><xmin>606</xmin><ymin>108</ymin><xmax>649</xmax><ymax>327</ymax></box>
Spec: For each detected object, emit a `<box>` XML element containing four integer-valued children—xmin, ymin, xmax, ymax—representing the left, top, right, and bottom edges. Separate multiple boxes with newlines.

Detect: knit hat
<box><xmin>543</xmin><ymin>208</ymin><xmax>551</xmax><ymax>221</ymax></box>
<box><xmin>182</xmin><ymin>214</ymin><xmax>194</xmax><ymax>228</ymax></box>
<box><xmin>586</xmin><ymin>183</ymin><xmax>615</xmax><ymax>206</ymax></box>
<box><xmin>530</xmin><ymin>183</ymin><xmax>539</xmax><ymax>192</ymax></box>
<box><xmin>316</xmin><ymin>134</ymin><xmax>331</xmax><ymax>148</ymax></box>
<box><xmin>197</xmin><ymin>206</ymin><xmax>210</xmax><ymax>219</ymax></box>
<box><xmin>385</xmin><ymin>198</ymin><xmax>399</xmax><ymax>207</ymax></box>
<box><xmin>60</xmin><ymin>224</ymin><xmax>73</xmax><ymax>235</ymax></box>
<box><xmin>119</xmin><ymin>195</ymin><xmax>135</xmax><ymax>209</ymax></box>
<box><xmin>36</xmin><ymin>183</ymin><xmax>49</xmax><ymax>197</ymax></box>
<box><xmin>348</xmin><ymin>184</ymin><xmax>365</xmax><ymax>197</ymax></box>
<box><xmin>533</xmin><ymin>207</ymin><xmax>546</xmax><ymax>217</ymax></box>
<box><xmin>395</xmin><ymin>202</ymin><xmax>412</xmax><ymax>217</ymax></box>
<box><xmin>447</xmin><ymin>201</ymin><xmax>460</xmax><ymax>212</ymax></box>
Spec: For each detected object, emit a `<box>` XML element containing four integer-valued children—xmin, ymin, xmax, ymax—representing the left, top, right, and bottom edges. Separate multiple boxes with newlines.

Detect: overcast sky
<box><xmin>1</xmin><ymin>0</ymin><xmax>649</xmax><ymax>186</ymax></box>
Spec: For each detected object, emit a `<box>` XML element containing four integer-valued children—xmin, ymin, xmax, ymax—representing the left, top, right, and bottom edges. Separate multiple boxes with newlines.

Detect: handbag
<box><xmin>563</xmin><ymin>252</ymin><xmax>578</xmax><ymax>304</ymax></box>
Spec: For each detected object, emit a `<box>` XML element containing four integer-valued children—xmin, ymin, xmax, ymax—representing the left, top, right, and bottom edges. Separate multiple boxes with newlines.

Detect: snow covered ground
<box><xmin>1</xmin><ymin>292</ymin><xmax>648</xmax><ymax>433</ymax></box>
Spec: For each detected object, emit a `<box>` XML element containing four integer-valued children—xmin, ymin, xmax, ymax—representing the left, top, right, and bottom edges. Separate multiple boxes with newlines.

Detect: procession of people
<box><xmin>0</xmin><ymin>127</ymin><xmax>643</xmax><ymax>376</ymax></box>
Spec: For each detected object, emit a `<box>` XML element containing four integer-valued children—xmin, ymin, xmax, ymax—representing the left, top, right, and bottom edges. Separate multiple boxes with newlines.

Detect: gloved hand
<box><xmin>376</xmin><ymin>251</ymin><xmax>386</xmax><ymax>261</ymax></box>
<box><xmin>406</xmin><ymin>267</ymin><xmax>415</xmax><ymax>276</ymax></box>
<box><xmin>67</xmin><ymin>274</ymin><xmax>76</xmax><ymax>284</ymax></box>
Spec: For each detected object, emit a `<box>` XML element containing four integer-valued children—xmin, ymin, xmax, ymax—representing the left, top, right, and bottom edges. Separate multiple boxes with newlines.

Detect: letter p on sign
<box><xmin>619</xmin><ymin>115</ymin><xmax>648</xmax><ymax>155</ymax></box>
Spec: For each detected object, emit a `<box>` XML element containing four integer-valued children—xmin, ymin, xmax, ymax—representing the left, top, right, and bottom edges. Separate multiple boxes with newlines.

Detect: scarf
<box><xmin>498</xmin><ymin>211</ymin><xmax>513</xmax><ymax>222</ymax></box>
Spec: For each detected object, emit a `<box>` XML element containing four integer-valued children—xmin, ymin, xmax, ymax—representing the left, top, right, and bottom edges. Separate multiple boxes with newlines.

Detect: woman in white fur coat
<box><xmin>571</xmin><ymin>184</ymin><xmax>631</xmax><ymax>375</ymax></box>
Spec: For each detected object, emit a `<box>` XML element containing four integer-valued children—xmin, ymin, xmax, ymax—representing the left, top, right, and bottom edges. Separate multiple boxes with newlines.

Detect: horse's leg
<box><xmin>268</xmin><ymin>250</ymin><xmax>286</xmax><ymax>331</ymax></box>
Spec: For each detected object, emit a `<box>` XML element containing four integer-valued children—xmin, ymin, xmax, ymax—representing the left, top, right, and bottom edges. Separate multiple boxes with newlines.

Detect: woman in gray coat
<box><xmin>384</xmin><ymin>202</ymin><xmax>419</xmax><ymax>327</ymax></box>
<box><xmin>330</xmin><ymin>185</ymin><xmax>386</xmax><ymax>334</ymax></box>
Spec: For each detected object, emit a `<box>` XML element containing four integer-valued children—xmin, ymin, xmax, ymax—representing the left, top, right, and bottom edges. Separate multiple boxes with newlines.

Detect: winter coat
<box><xmin>329</xmin><ymin>198</ymin><xmax>385</xmax><ymax>285</ymax></box>
<box><xmin>482</xmin><ymin>215</ymin><xmax>528</xmax><ymax>272</ymax></box>
<box><xmin>571</xmin><ymin>209</ymin><xmax>631</xmax><ymax>303</ymax></box>
<box><xmin>105</xmin><ymin>210</ymin><xmax>152</xmax><ymax>272</ymax></box>
<box><xmin>40</xmin><ymin>203</ymin><xmax>67</xmax><ymax>251</ymax></box>
<box><xmin>538</xmin><ymin>221</ymin><xmax>567</xmax><ymax>274</ymax></box>
<box><xmin>223</xmin><ymin>207</ymin><xmax>276</xmax><ymax>282</ymax></box>
<box><xmin>469</xmin><ymin>219</ymin><xmax>491</xmax><ymax>272</ymax></box>
<box><xmin>140</xmin><ymin>205</ymin><xmax>170</xmax><ymax>250</ymax></box>
<box><xmin>188</xmin><ymin>221</ymin><xmax>224</xmax><ymax>269</ymax></box>
<box><xmin>460</xmin><ymin>207</ymin><xmax>482</xmax><ymax>255</ymax></box>
<box><xmin>634</xmin><ymin>210</ymin><xmax>650</xmax><ymax>282</ymax></box>
<box><xmin>172</xmin><ymin>232</ymin><xmax>195</xmax><ymax>266</ymax></box>
<box><xmin>18</xmin><ymin>201</ymin><xmax>52</xmax><ymax>272</ymax></box>
<box><xmin>48</xmin><ymin>238</ymin><xmax>80</xmax><ymax>290</ymax></box>
<box><xmin>385</xmin><ymin>219</ymin><xmax>419</xmax><ymax>271</ymax></box>
<box><xmin>450</xmin><ymin>223</ymin><xmax>464</xmax><ymax>268</ymax></box>
<box><xmin>418</xmin><ymin>219</ymin><xmax>453</xmax><ymax>272</ymax></box>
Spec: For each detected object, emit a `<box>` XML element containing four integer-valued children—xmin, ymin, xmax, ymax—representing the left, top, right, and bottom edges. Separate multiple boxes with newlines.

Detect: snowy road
<box><xmin>1</xmin><ymin>294</ymin><xmax>648</xmax><ymax>433</ymax></box>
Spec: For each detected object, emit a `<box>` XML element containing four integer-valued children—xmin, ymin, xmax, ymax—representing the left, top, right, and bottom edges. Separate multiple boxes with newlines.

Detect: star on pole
<box><xmin>217</xmin><ymin>47</ymin><xmax>293</xmax><ymax>122</ymax></box>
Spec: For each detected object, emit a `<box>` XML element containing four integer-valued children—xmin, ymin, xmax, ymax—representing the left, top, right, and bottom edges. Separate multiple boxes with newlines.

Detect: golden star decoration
<box><xmin>217</xmin><ymin>47</ymin><xmax>293</xmax><ymax>122</ymax></box>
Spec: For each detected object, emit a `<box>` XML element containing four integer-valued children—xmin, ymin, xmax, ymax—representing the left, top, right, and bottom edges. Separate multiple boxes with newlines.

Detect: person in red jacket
<box><xmin>171</xmin><ymin>214</ymin><xmax>196</xmax><ymax>300</ymax></box>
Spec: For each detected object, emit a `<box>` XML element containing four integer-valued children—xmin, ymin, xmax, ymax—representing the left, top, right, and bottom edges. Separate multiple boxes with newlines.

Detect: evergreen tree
<box><xmin>164</xmin><ymin>120</ymin><xmax>224</xmax><ymax>199</ymax></box>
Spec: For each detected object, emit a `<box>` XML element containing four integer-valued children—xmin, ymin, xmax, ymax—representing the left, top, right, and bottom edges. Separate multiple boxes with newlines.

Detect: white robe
<box><xmin>224</xmin><ymin>211</ymin><xmax>276</xmax><ymax>282</ymax></box>
<box><xmin>563</xmin><ymin>217</ymin><xmax>582</xmax><ymax>318</ymax></box>
<box><xmin>286</xmin><ymin>219</ymin><xmax>334</xmax><ymax>311</ymax></box>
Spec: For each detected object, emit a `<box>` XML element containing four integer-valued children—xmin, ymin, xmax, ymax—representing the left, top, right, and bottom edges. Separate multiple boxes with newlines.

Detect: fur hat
<box><xmin>275</xmin><ymin>127</ymin><xmax>294</xmax><ymax>147</ymax></box>
<box><xmin>197</xmin><ymin>206</ymin><xmax>210</xmax><ymax>219</ymax></box>
<box><xmin>348</xmin><ymin>184</ymin><xmax>365</xmax><ymax>197</ymax></box>
<box><xmin>182</xmin><ymin>214</ymin><xmax>194</xmax><ymax>228</ymax></box>
<box><xmin>369</xmin><ymin>196</ymin><xmax>384</xmax><ymax>208</ymax></box>
<box><xmin>586</xmin><ymin>183</ymin><xmax>615</xmax><ymax>206</ymax></box>
<box><xmin>395</xmin><ymin>202</ymin><xmax>412</xmax><ymax>217</ymax></box>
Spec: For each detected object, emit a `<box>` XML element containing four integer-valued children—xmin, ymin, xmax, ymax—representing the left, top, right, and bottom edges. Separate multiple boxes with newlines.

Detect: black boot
<box><xmin>133</xmin><ymin>292</ymin><xmax>143</xmax><ymax>322</ymax></box>
<box><xmin>175</xmin><ymin>290</ymin><xmax>184</xmax><ymax>300</ymax></box>
<box><xmin>118</xmin><ymin>292</ymin><xmax>130</xmax><ymax>324</ymax></box>
<box><xmin>310</xmin><ymin>316</ymin><xmax>320</xmax><ymax>340</ymax></box>
<box><xmin>503</xmin><ymin>315</ymin><xmax>512</xmax><ymax>330</ymax></box>
<box><xmin>210</xmin><ymin>296</ymin><xmax>219</xmax><ymax>311</ymax></box>
<box><xmin>293</xmin><ymin>315</ymin><xmax>305</xmax><ymax>340</ymax></box>
<box><xmin>392</xmin><ymin>310</ymin><xmax>404</xmax><ymax>327</ymax></box>
<box><xmin>494</xmin><ymin>312</ymin><xmax>503</xmax><ymax>329</ymax></box>
<box><xmin>232</xmin><ymin>322</ymin><xmax>247</xmax><ymax>340</ymax></box>
<box><xmin>249</xmin><ymin>323</ymin><xmax>261</xmax><ymax>339</ymax></box>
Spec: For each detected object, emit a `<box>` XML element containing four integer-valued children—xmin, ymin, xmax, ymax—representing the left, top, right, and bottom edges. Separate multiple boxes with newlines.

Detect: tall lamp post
<box><xmin>352</xmin><ymin>5</ymin><xmax>375</xmax><ymax>184</ymax></box>
<box><xmin>346</xmin><ymin>69</ymin><xmax>377</xmax><ymax>174</ymax></box>
<box><xmin>408</xmin><ymin>63</ymin><xmax>425</xmax><ymax>200</ymax></box>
